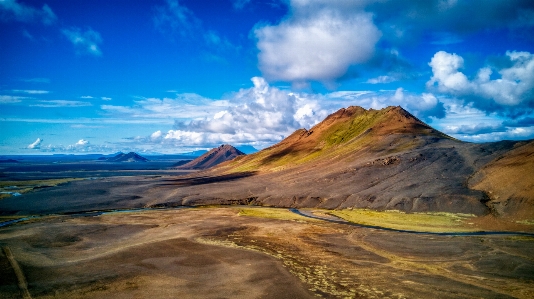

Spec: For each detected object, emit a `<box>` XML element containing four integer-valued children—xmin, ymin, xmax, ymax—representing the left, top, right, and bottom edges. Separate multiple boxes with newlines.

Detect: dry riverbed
<box><xmin>1</xmin><ymin>207</ymin><xmax>533</xmax><ymax>299</ymax></box>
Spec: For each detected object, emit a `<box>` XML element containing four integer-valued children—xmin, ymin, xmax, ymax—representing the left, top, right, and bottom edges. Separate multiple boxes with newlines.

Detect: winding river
<box><xmin>1</xmin><ymin>206</ymin><xmax>534</xmax><ymax>237</ymax></box>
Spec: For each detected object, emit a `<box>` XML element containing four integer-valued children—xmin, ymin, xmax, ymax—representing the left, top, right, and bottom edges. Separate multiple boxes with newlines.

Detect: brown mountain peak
<box><xmin>175</xmin><ymin>144</ymin><xmax>245</xmax><ymax>170</ymax></box>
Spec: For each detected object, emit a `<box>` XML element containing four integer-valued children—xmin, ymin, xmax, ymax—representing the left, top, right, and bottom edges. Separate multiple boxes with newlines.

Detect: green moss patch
<box><xmin>330</xmin><ymin>209</ymin><xmax>478</xmax><ymax>233</ymax></box>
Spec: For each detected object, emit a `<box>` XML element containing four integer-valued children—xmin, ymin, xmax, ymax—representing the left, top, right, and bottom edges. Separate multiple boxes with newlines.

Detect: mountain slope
<box><xmin>156</xmin><ymin>106</ymin><xmax>532</xmax><ymax>219</ymax></box>
<box><xmin>469</xmin><ymin>140</ymin><xmax>534</xmax><ymax>218</ymax></box>
<box><xmin>218</xmin><ymin>106</ymin><xmax>451</xmax><ymax>173</ymax></box>
<box><xmin>175</xmin><ymin>144</ymin><xmax>245</xmax><ymax>170</ymax></box>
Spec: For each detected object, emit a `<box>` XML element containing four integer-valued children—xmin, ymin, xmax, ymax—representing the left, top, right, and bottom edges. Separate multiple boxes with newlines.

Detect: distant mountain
<box><xmin>175</xmin><ymin>144</ymin><xmax>245</xmax><ymax>170</ymax></box>
<box><xmin>106</xmin><ymin>152</ymin><xmax>148</xmax><ymax>162</ymax></box>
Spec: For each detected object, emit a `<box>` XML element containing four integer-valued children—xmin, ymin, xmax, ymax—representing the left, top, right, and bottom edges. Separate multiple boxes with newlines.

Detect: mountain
<box><xmin>106</xmin><ymin>152</ymin><xmax>148</xmax><ymax>162</ymax></box>
<box><xmin>158</xmin><ymin>106</ymin><xmax>533</xmax><ymax>220</ymax></box>
<box><xmin>174</xmin><ymin>144</ymin><xmax>245</xmax><ymax>170</ymax></box>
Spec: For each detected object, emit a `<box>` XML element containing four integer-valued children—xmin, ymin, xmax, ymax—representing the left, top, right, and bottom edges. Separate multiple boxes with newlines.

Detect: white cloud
<box><xmin>101</xmin><ymin>97</ymin><xmax>112</xmax><ymax>101</ymax></box>
<box><xmin>30</xmin><ymin>100</ymin><xmax>92</xmax><ymax>107</ymax></box>
<box><xmin>150</xmin><ymin>130</ymin><xmax>163</xmax><ymax>141</ymax></box>
<box><xmin>41</xmin><ymin>141</ymin><xmax>115</xmax><ymax>153</ymax></box>
<box><xmin>40</xmin><ymin>4</ymin><xmax>56</xmax><ymax>25</ymax></box>
<box><xmin>0</xmin><ymin>0</ymin><xmax>56</xmax><ymax>24</ymax></box>
<box><xmin>142</xmin><ymin>77</ymin><xmax>330</xmax><ymax>148</ymax></box>
<box><xmin>450</xmin><ymin>127</ymin><xmax>534</xmax><ymax>143</ymax></box>
<box><xmin>232</xmin><ymin>0</ymin><xmax>250</xmax><ymax>10</ymax></box>
<box><xmin>12</xmin><ymin>89</ymin><xmax>49</xmax><ymax>94</ymax></box>
<box><xmin>101</xmin><ymin>94</ymin><xmax>228</xmax><ymax>119</ymax></box>
<box><xmin>427</xmin><ymin>98</ymin><xmax>534</xmax><ymax>142</ymax></box>
<box><xmin>27</xmin><ymin>138</ymin><xmax>42</xmax><ymax>149</ymax></box>
<box><xmin>327</xmin><ymin>88</ymin><xmax>445</xmax><ymax>120</ymax></box>
<box><xmin>179</xmin><ymin>77</ymin><xmax>328</xmax><ymax>134</ymax></box>
<box><xmin>75</xmin><ymin>139</ymin><xmax>89</xmax><ymax>146</ymax></box>
<box><xmin>0</xmin><ymin>95</ymin><xmax>25</xmax><ymax>103</ymax></box>
<box><xmin>62</xmin><ymin>27</ymin><xmax>103</xmax><ymax>56</ymax></box>
<box><xmin>366</xmin><ymin>75</ymin><xmax>396</xmax><ymax>84</ymax></box>
<box><xmin>71</xmin><ymin>124</ymin><xmax>103</xmax><ymax>129</ymax></box>
<box><xmin>81</xmin><ymin>96</ymin><xmax>94</xmax><ymax>99</ymax></box>
<box><xmin>22</xmin><ymin>78</ymin><xmax>50</xmax><ymax>83</ymax></box>
<box><xmin>153</xmin><ymin>0</ymin><xmax>201</xmax><ymax>38</ymax></box>
<box><xmin>427</xmin><ymin>50</ymin><xmax>534</xmax><ymax>113</ymax></box>
<box><xmin>254</xmin><ymin>1</ymin><xmax>381</xmax><ymax>84</ymax></box>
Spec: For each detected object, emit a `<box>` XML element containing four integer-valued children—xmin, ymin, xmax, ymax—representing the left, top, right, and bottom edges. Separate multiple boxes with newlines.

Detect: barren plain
<box><xmin>1</xmin><ymin>205</ymin><xmax>534</xmax><ymax>299</ymax></box>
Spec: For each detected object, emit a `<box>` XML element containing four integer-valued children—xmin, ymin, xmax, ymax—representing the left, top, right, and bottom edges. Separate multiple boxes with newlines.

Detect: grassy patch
<box><xmin>238</xmin><ymin>207</ymin><xmax>317</xmax><ymax>222</ymax></box>
<box><xmin>0</xmin><ymin>178</ymin><xmax>83</xmax><ymax>199</ymax></box>
<box><xmin>329</xmin><ymin>209</ymin><xmax>478</xmax><ymax>233</ymax></box>
<box><xmin>516</xmin><ymin>220</ymin><xmax>534</xmax><ymax>225</ymax></box>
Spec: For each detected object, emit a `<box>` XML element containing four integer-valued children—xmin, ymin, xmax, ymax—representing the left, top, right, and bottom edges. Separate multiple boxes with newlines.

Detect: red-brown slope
<box><xmin>216</xmin><ymin>106</ymin><xmax>451</xmax><ymax>173</ymax></box>
<box><xmin>176</xmin><ymin>144</ymin><xmax>245</xmax><ymax>170</ymax></box>
<box><xmin>469</xmin><ymin>140</ymin><xmax>534</xmax><ymax>219</ymax></box>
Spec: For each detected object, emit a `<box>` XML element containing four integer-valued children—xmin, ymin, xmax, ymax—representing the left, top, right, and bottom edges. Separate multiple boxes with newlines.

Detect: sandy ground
<box><xmin>1</xmin><ymin>207</ymin><xmax>533</xmax><ymax>299</ymax></box>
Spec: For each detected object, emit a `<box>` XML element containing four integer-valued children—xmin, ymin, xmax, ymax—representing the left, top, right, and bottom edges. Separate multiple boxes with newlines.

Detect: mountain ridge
<box><xmin>154</xmin><ymin>106</ymin><xmax>533</xmax><ymax>220</ymax></box>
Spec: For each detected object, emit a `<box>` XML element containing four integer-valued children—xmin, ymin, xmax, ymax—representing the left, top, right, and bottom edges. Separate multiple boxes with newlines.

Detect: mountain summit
<box><xmin>219</xmin><ymin>106</ymin><xmax>451</xmax><ymax>173</ymax></box>
<box><xmin>175</xmin><ymin>144</ymin><xmax>245</xmax><ymax>170</ymax></box>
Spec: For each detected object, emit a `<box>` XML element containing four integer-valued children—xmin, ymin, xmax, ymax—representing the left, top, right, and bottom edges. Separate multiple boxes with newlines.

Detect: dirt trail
<box><xmin>3</xmin><ymin>246</ymin><xmax>32</xmax><ymax>299</ymax></box>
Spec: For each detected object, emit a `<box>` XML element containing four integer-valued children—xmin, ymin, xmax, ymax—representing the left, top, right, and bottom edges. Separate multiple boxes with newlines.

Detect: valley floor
<box><xmin>1</xmin><ymin>207</ymin><xmax>533</xmax><ymax>299</ymax></box>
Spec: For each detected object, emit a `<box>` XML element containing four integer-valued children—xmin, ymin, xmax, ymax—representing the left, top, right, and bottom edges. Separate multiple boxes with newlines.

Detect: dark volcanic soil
<box><xmin>1</xmin><ymin>208</ymin><xmax>533</xmax><ymax>298</ymax></box>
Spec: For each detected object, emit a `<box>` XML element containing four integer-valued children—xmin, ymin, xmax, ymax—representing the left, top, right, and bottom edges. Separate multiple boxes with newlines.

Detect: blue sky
<box><xmin>1</xmin><ymin>0</ymin><xmax>534</xmax><ymax>154</ymax></box>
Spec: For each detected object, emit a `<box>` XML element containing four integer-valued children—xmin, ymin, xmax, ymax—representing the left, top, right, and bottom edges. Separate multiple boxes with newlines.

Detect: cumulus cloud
<box><xmin>327</xmin><ymin>88</ymin><xmax>445</xmax><ymax>120</ymax></box>
<box><xmin>75</xmin><ymin>139</ymin><xmax>89</xmax><ymax>146</ymax></box>
<box><xmin>145</xmin><ymin>77</ymin><xmax>329</xmax><ymax>148</ymax></box>
<box><xmin>182</xmin><ymin>77</ymin><xmax>327</xmax><ymax>134</ymax></box>
<box><xmin>27</xmin><ymin>138</ymin><xmax>42</xmax><ymax>149</ymax></box>
<box><xmin>254</xmin><ymin>1</ymin><xmax>381</xmax><ymax>85</ymax></box>
<box><xmin>427</xmin><ymin>50</ymin><xmax>534</xmax><ymax>115</ymax></box>
<box><xmin>62</xmin><ymin>27</ymin><xmax>103</xmax><ymax>56</ymax></box>
<box><xmin>0</xmin><ymin>0</ymin><xmax>56</xmax><ymax>25</ymax></box>
<box><xmin>101</xmin><ymin>97</ymin><xmax>112</xmax><ymax>101</ymax></box>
